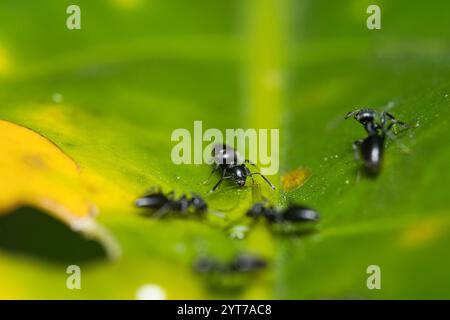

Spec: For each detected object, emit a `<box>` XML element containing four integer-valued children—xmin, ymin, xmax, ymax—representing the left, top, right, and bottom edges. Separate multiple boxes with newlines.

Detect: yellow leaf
<box><xmin>0</xmin><ymin>120</ymin><xmax>120</xmax><ymax>259</ymax></box>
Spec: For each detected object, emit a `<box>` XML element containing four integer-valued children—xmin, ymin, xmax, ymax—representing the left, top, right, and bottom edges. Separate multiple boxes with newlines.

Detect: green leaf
<box><xmin>0</xmin><ymin>0</ymin><xmax>449</xmax><ymax>299</ymax></box>
<box><xmin>278</xmin><ymin>0</ymin><xmax>450</xmax><ymax>299</ymax></box>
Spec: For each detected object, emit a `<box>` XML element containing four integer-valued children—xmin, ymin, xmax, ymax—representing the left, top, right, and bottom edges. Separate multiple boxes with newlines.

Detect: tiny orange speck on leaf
<box><xmin>281</xmin><ymin>168</ymin><xmax>311</xmax><ymax>192</ymax></box>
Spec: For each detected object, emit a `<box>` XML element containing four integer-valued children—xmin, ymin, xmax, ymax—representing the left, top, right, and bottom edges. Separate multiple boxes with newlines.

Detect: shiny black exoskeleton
<box><xmin>246</xmin><ymin>202</ymin><xmax>320</xmax><ymax>223</ymax></box>
<box><xmin>208</xmin><ymin>144</ymin><xmax>275</xmax><ymax>192</ymax></box>
<box><xmin>135</xmin><ymin>188</ymin><xmax>207</xmax><ymax>218</ymax></box>
<box><xmin>345</xmin><ymin>108</ymin><xmax>409</xmax><ymax>174</ymax></box>
<box><xmin>194</xmin><ymin>253</ymin><xmax>267</xmax><ymax>274</ymax></box>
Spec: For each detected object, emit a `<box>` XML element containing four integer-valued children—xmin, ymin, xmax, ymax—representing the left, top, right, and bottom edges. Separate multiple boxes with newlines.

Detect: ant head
<box><xmin>190</xmin><ymin>194</ymin><xmax>207</xmax><ymax>212</ymax></box>
<box><xmin>356</xmin><ymin>109</ymin><xmax>377</xmax><ymax>125</ymax></box>
<box><xmin>231</xmin><ymin>166</ymin><xmax>247</xmax><ymax>187</ymax></box>
<box><xmin>346</xmin><ymin>108</ymin><xmax>376</xmax><ymax>125</ymax></box>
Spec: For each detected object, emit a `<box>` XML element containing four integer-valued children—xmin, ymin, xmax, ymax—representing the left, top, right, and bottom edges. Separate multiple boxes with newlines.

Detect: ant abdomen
<box><xmin>247</xmin><ymin>203</ymin><xmax>320</xmax><ymax>224</ymax></box>
<box><xmin>282</xmin><ymin>205</ymin><xmax>320</xmax><ymax>222</ymax></box>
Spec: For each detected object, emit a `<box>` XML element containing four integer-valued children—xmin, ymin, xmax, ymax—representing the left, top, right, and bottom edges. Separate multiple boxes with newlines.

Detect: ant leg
<box><xmin>381</xmin><ymin>113</ymin><xmax>411</xmax><ymax>153</ymax></box>
<box><xmin>151</xmin><ymin>202</ymin><xmax>172</xmax><ymax>219</ymax></box>
<box><xmin>245</xmin><ymin>159</ymin><xmax>266</xmax><ymax>185</ymax></box>
<box><xmin>211</xmin><ymin>177</ymin><xmax>224</xmax><ymax>192</ymax></box>
<box><xmin>249</xmin><ymin>172</ymin><xmax>276</xmax><ymax>190</ymax></box>
<box><xmin>384</xmin><ymin>111</ymin><xmax>403</xmax><ymax>124</ymax></box>
<box><xmin>380</xmin><ymin>111</ymin><xmax>388</xmax><ymax>128</ymax></box>
<box><xmin>165</xmin><ymin>190</ymin><xmax>175</xmax><ymax>199</ymax></box>
<box><xmin>203</xmin><ymin>164</ymin><xmax>219</xmax><ymax>185</ymax></box>
<box><xmin>245</xmin><ymin>161</ymin><xmax>266</xmax><ymax>186</ymax></box>
<box><xmin>352</xmin><ymin>139</ymin><xmax>363</xmax><ymax>161</ymax></box>
<box><xmin>383</xmin><ymin>111</ymin><xmax>410</xmax><ymax>132</ymax></box>
<box><xmin>211</xmin><ymin>170</ymin><xmax>231</xmax><ymax>192</ymax></box>
<box><xmin>145</xmin><ymin>185</ymin><xmax>162</xmax><ymax>195</ymax></box>
<box><xmin>384</xmin><ymin>128</ymin><xmax>411</xmax><ymax>154</ymax></box>
<box><xmin>387</xmin><ymin>120</ymin><xmax>410</xmax><ymax>132</ymax></box>
<box><xmin>178</xmin><ymin>195</ymin><xmax>190</xmax><ymax>214</ymax></box>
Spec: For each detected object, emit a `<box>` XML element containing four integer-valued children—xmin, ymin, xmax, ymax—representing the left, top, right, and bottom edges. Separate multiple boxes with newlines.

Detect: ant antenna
<box><xmin>345</xmin><ymin>109</ymin><xmax>362</xmax><ymax>119</ymax></box>
<box><xmin>249</xmin><ymin>172</ymin><xmax>276</xmax><ymax>190</ymax></box>
<box><xmin>244</xmin><ymin>159</ymin><xmax>275</xmax><ymax>190</ymax></box>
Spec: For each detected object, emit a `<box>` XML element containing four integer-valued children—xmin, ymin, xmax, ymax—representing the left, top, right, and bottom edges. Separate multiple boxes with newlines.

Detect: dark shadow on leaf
<box><xmin>360</xmin><ymin>165</ymin><xmax>381</xmax><ymax>179</ymax></box>
<box><xmin>270</xmin><ymin>226</ymin><xmax>320</xmax><ymax>238</ymax></box>
<box><xmin>0</xmin><ymin>206</ymin><xmax>107</xmax><ymax>264</ymax></box>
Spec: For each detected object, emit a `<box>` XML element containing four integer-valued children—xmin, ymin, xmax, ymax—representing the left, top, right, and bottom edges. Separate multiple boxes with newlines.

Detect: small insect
<box><xmin>246</xmin><ymin>202</ymin><xmax>320</xmax><ymax>224</ymax></box>
<box><xmin>194</xmin><ymin>253</ymin><xmax>267</xmax><ymax>274</ymax></box>
<box><xmin>207</xmin><ymin>144</ymin><xmax>275</xmax><ymax>192</ymax></box>
<box><xmin>345</xmin><ymin>108</ymin><xmax>410</xmax><ymax>174</ymax></box>
<box><xmin>135</xmin><ymin>188</ymin><xmax>208</xmax><ymax>219</ymax></box>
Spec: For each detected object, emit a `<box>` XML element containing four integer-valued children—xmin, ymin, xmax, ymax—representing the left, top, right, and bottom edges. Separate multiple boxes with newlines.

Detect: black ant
<box><xmin>246</xmin><ymin>202</ymin><xmax>320</xmax><ymax>224</ymax></box>
<box><xmin>345</xmin><ymin>108</ymin><xmax>410</xmax><ymax>174</ymax></box>
<box><xmin>207</xmin><ymin>144</ymin><xmax>275</xmax><ymax>192</ymax></box>
<box><xmin>135</xmin><ymin>187</ymin><xmax>212</xmax><ymax>219</ymax></box>
<box><xmin>194</xmin><ymin>253</ymin><xmax>267</xmax><ymax>274</ymax></box>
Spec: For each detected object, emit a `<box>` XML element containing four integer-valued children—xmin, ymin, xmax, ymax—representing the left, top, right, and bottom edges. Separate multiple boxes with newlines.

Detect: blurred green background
<box><xmin>0</xmin><ymin>0</ymin><xmax>449</xmax><ymax>299</ymax></box>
